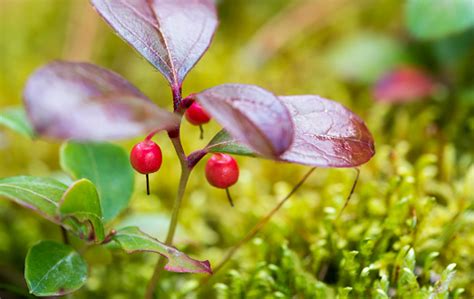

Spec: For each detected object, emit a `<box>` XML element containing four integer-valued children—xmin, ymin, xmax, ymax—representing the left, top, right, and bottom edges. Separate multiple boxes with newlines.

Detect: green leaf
<box><xmin>206</xmin><ymin>130</ymin><xmax>256</xmax><ymax>157</ymax></box>
<box><xmin>398</xmin><ymin>267</ymin><xmax>419</xmax><ymax>296</ymax></box>
<box><xmin>373</xmin><ymin>275</ymin><xmax>389</xmax><ymax>298</ymax></box>
<box><xmin>0</xmin><ymin>176</ymin><xmax>105</xmax><ymax>243</ymax></box>
<box><xmin>433</xmin><ymin>263</ymin><xmax>457</xmax><ymax>296</ymax></box>
<box><xmin>25</xmin><ymin>240</ymin><xmax>87</xmax><ymax>296</ymax></box>
<box><xmin>327</xmin><ymin>33</ymin><xmax>407</xmax><ymax>83</ymax></box>
<box><xmin>373</xmin><ymin>289</ymin><xmax>389</xmax><ymax>299</ymax></box>
<box><xmin>433</xmin><ymin>29</ymin><xmax>474</xmax><ymax>66</ymax></box>
<box><xmin>112</xmin><ymin>227</ymin><xmax>212</xmax><ymax>274</ymax></box>
<box><xmin>0</xmin><ymin>107</ymin><xmax>35</xmax><ymax>138</ymax></box>
<box><xmin>404</xmin><ymin>248</ymin><xmax>416</xmax><ymax>272</ymax></box>
<box><xmin>0</xmin><ymin>176</ymin><xmax>67</xmax><ymax>222</ymax></box>
<box><xmin>337</xmin><ymin>287</ymin><xmax>353</xmax><ymax>299</ymax></box>
<box><xmin>60</xmin><ymin>179</ymin><xmax>105</xmax><ymax>243</ymax></box>
<box><xmin>406</xmin><ymin>0</ymin><xmax>474</xmax><ymax>40</ymax></box>
<box><xmin>60</xmin><ymin>141</ymin><xmax>134</xmax><ymax>221</ymax></box>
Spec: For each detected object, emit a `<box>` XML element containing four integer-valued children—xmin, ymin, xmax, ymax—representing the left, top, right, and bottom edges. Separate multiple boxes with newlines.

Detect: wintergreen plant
<box><xmin>0</xmin><ymin>1</ymin><xmax>374</xmax><ymax>297</ymax></box>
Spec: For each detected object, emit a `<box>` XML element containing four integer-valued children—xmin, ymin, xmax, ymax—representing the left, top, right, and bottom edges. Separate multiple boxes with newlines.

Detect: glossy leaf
<box><xmin>0</xmin><ymin>107</ymin><xmax>35</xmax><ymax>138</ymax></box>
<box><xmin>206</xmin><ymin>130</ymin><xmax>255</xmax><ymax>157</ymax></box>
<box><xmin>279</xmin><ymin>95</ymin><xmax>375</xmax><ymax>167</ymax></box>
<box><xmin>25</xmin><ymin>240</ymin><xmax>87</xmax><ymax>296</ymax></box>
<box><xmin>112</xmin><ymin>226</ymin><xmax>212</xmax><ymax>274</ymax></box>
<box><xmin>60</xmin><ymin>141</ymin><xmax>134</xmax><ymax>221</ymax></box>
<box><xmin>194</xmin><ymin>84</ymin><xmax>294</xmax><ymax>157</ymax></box>
<box><xmin>406</xmin><ymin>0</ymin><xmax>474</xmax><ymax>40</ymax></box>
<box><xmin>23</xmin><ymin>61</ymin><xmax>179</xmax><ymax>141</ymax></box>
<box><xmin>0</xmin><ymin>176</ymin><xmax>66</xmax><ymax>222</ymax></box>
<box><xmin>91</xmin><ymin>0</ymin><xmax>218</xmax><ymax>87</ymax></box>
<box><xmin>204</xmin><ymin>96</ymin><xmax>375</xmax><ymax>167</ymax></box>
<box><xmin>0</xmin><ymin>176</ymin><xmax>105</xmax><ymax>242</ymax></box>
<box><xmin>373</xmin><ymin>66</ymin><xmax>436</xmax><ymax>103</ymax></box>
<box><xmin>59</xmin><ymin>179</ymin><xmax>105</xmax><ymax>243</ymax></box>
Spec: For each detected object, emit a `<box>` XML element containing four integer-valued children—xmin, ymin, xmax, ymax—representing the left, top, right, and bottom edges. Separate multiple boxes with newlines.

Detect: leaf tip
<box><xmin>164</xmin><ymin>259</ymin><xmax>213</xmax><ymax>275</ymax></box>
<box><xmin>202</xmin><ymin>260</ymin><xmax>213</xmax><ymax>275</ymax></box>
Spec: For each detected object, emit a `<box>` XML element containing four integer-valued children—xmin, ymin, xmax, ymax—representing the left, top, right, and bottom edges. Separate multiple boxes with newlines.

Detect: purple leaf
<box><xmin>193</xmin><ymin>84</ymin><xmax>294</xmax><ymax>157</ymax></box>
<box><xmin>112</xmin><ymin>227</ymin><xmax>212</xmax><ymax>274</ymax></box>
<box><xmin>91</xmin><ymin>0</ymin><xmax>218</xmax><ymax>88</ymax></box>
<box><xmin>23</xmin><ymin>61</ymin><xmax>179</xmax><ymax>140</ymax></box>
<box><xmin>279</xmin><ymin>95</ymin><xmax>375</xmax><ymax>167</ymax></box>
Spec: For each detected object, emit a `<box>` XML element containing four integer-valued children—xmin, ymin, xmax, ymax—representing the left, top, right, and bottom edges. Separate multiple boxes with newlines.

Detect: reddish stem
<box><xmin>187</xmin><ymin>150</ymin><xmax>207</xmax><ymax>169</ymax></box>
<box><xmin>172</xmin><ymin>84</ymin><xmax>183</xmax><ymax>112</ymax></box>
<box><xmin>145</xmin><ymin>130</ymin><xmax>160</xmax><ymax>141</ymax></box>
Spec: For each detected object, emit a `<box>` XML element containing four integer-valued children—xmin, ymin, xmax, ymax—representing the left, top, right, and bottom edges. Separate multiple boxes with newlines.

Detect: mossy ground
<box><xmin>1</xmin><ymin>1</ymin><xmax>473</xmax><ymax>298</ymax></box>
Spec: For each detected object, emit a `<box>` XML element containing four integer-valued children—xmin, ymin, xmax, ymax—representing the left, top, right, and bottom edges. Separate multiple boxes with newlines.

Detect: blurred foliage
<box><xmin>0</xmin><ymin>0</ymin><xmax>473</xmax><ymax>298</ymax></box>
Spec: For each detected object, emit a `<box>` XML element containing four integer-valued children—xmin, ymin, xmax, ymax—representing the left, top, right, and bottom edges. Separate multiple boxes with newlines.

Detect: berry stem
<box><xmin>145</xmin><ymin>130</ymin><xmax>159</xmax><ymax>141</ymax></box>
<box><xmin>199</xmin><ymin>125</ymin><xmax>204</xmax><ymax>139</ymax></box>
<box><xmin>146</xmin><ymin>174</ymin><xmax>150</xmax><ymax>196</ymax></box>
<box><xmin>145</xmin><ymin>128</ymin><xmax>191</xmax><ymax>299</ymax></box>
<box><xmin>225</xmin><ymin>188</ymin><xmax>234</xmax><ymax>207</ymax></box>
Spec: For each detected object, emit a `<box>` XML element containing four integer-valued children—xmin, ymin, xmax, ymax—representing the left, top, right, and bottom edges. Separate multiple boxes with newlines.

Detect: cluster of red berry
<box><xmin>130</xmin><ymin>102</ymin><xmax>239</xmax><ymax>205</ymax></box>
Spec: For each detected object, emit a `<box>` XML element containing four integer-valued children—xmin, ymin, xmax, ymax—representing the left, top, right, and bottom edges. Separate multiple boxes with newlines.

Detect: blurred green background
<box><xmin>1</xmin><ymin>0</ymin><xmax>473</xmax><ymax>298</ymax></box>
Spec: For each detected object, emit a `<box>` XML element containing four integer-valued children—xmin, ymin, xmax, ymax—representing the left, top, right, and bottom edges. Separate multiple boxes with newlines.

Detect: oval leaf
<box><xmin>194</xmin><ymin>84</ymin><xmax>294</xmax><ymax>157</ymax></box>
<box><xmin>91</xmin><ymin>0</ymin><xmax>218</xmax><ymax>87</ymax></box>
<box><xmin>204</xmin><ymin>97</ymin><xmax>375</xmax><ymax>168</ymax></box>
<box><xmin>279</xmin><ymin>95</ymin><xmax>375</xmax><ymax>167</ymax></box>
<box><xmin>373</xmin><ymin>66</ymin><xmax>436</xmax><ymax>103</ymax></box>
<box><xmin>25</xmin><ymin>240</ymin><xmax>87</xmax><ymax>296</ymax></box>
<box><xmin>406</xmin><ymin>0</ymin><xmax>474</xmax><ymax>40</ymax></box>
<box><xmin>23</xmin><ymin>61</ymin><xmax>179</xmax><ymax>141</ymax></box>
<box><xmin>0</xmin><ymin>176</ymin><xmax>67</xmax><ymax>222</ymax></box>
<box><xmin>59</xmin><ymin>179</ymin><xmax>105</xmax><ymax>243</ymax></box>
<box><xmin>60</xmin><ymin>141</ymin><xmax>134</xmax><ymax>222</ymax></box>
<box><xmin>112</xmin><ymin>226</ymin><xmax>212</xmax><ymax>274</ymax></box>
<box><xmin>0</xmin><ymin>107</ymin><xmax>35</xmax><ymax>138</ymax></box>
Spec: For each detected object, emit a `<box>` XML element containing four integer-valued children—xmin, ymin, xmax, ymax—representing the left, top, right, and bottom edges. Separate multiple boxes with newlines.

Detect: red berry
<box><xmin>205</xmin><ymin>154</ymin><xmax>239</xmax><ymax>189</ymax></box>
<box><xmin>185</xmin><ymin>101</ymin><xmax>211</xmax><ymax>126</ymax></box>
<box><xmin>130</xmin><ymin>140</ymin><xmax>163</xmax><ymax>174</ymax></box>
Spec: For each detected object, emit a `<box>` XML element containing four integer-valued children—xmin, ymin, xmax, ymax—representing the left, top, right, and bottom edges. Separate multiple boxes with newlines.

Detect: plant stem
<box><xmin>145</xmin><ymin>130</ymin><xmax>191</xmax><ymax>299</ymax></box>
<box><xmin>225</xmin><ymin>188</ymin><xmax>234</xmax><ymax>207</ymax></box>
<box><xmin>61</xmin><ymin>226</ymin><xmax>69</xmax><ymax>244</ymax></box>
<box><xmin>193</xmin><ymin>167</ymin><xmax>316</xmax><ymax>291</ymax></box>
<box><xmin>335</xmin><ymin>168</ymin><xmax>360</xmax><ymax>220</ymax></box>
<box><xmin>163</xmin><ymin>164</ymin><xmax>190</xmax><ymax>247</ymax></box>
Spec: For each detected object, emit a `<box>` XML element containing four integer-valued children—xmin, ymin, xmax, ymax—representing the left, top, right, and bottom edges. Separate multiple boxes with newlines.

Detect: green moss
<box><xmin>0</xmin><ymin>0</ymin><xmax>473</xmax><ymax>298</ymax></box>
